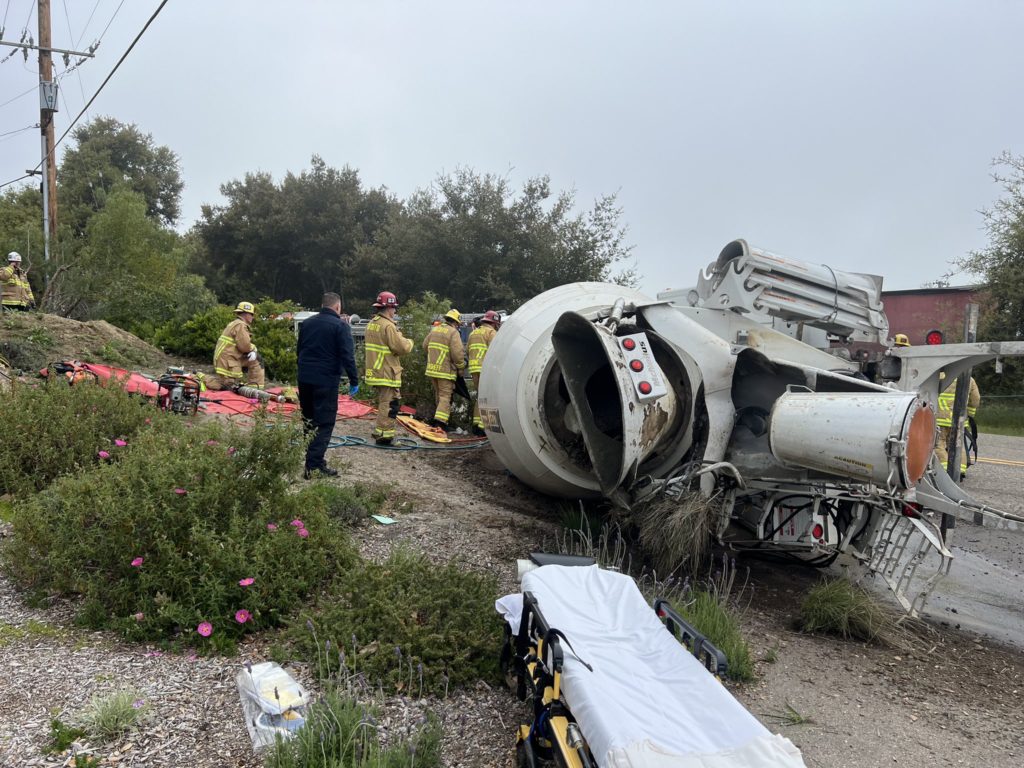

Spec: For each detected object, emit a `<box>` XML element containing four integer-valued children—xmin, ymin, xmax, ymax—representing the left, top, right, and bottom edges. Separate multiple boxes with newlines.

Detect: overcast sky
<box><xmin>2</xmin><ymin>0</ymin><xmax>1022</xmax><ymax>297</ymax></box>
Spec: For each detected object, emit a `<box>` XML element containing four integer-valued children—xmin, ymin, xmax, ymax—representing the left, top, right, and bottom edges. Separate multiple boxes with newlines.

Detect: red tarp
<box><xmin>69</xmin><ymin>363</ymin><xmax>378</xmax><ymax>419</ymax></box>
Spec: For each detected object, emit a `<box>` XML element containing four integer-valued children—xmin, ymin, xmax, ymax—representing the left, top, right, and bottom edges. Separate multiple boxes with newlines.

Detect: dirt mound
<box><xmin>0</xmin><ymin>312</ymin><xmax>173</xmax><ymax>374</ymax></box>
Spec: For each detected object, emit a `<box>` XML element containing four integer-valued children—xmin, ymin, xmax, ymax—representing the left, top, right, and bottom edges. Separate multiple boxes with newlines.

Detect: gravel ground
<box><xmin>2</xmin><ymin>416</ymin><xmax>1023</xmax><ymax>767</ymax></box>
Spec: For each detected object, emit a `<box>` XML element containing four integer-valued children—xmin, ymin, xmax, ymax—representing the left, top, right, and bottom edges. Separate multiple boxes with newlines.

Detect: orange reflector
<box><xmin>904</xmin><ymin>404</ymin><xmax>935</xmax><ymax>485</ymax></box>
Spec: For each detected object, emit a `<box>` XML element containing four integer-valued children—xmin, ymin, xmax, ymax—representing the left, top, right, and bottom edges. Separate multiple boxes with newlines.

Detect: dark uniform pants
<box><xmin>299</xmin><ymin>382</ymin><xmax>338</xmax><ymax>470</ymax></box>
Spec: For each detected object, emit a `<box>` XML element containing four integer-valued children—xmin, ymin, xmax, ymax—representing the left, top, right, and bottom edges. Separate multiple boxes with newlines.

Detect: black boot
<box><xmin>472</xmin><ymin>425</ymin><xmax>486</xmax><ymax>437</ymax></box>
<box><xmin>375</xmin><ymin>436</ymin><xmax>393</xmax><ymax>446</ymax></box>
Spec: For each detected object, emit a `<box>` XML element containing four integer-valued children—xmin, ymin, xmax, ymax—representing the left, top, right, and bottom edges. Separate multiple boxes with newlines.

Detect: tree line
<box><xmin>0</xmin><ymin>116</ymin><xmax>636</xmax><ymax>335</ymax></box>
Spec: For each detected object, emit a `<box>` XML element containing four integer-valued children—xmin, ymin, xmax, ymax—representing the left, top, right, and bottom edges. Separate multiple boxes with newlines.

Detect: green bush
<box><xmin>148</xmin><ymin>298</ymin><xmax>302</xmax><ymax>382</ymax></box>
<box><xmin>264</xmin><ymin>689</ymin><xmax>440</xmax><ymax>768</ymax></box>
<box><xmin>295</xmin><ymin>549</ymin><xmax>502</xmax><ymax>695</ymax></box>
<box><xmin>799</xmin><ymin>578</ymin><xmax>893</xmax><ymax>643</ymax></box>
<box><xmin>302</xmin><ymin>482</ymin><xmax>390</xmax><ymax>526</ymax></box>
<box><xmin>0</xmin><ymin>379</ymin><xmax>158</xmax><ymax>496</ymax></box>
<box><xmin>4</xmin><ymin>416</ymin><xmax>356</xmax><ymax>652</ymax></box>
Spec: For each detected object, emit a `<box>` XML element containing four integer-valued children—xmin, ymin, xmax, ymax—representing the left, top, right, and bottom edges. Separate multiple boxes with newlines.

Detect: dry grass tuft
<box><xmin>633</xmin><ymin>491</ymin><xmax>723</xmax><ymax>576</ymax></box>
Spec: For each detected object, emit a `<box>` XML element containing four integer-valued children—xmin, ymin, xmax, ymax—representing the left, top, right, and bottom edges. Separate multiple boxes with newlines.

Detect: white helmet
<box><xmin>7</xmin><ymin>251</ymin><xmax>21</xmax><ymax>263</ymax></box>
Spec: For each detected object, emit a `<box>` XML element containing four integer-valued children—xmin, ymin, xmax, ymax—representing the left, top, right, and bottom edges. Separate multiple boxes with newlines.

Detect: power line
<box><xmin>0</xmin><ymin>173</ymin><xmax>34</xmax><ymax>190</ymax></box>
<box><xmin>0</xmin><ymin>0</ymin><xmax>169</xmax><ymax>190</ymax></box>
<box><xmin>2</xmin><ymin>0</ymin><xmax>12</xmax><ymax>30</ymax></box>
<box><xmin>22</xmin><ymin>0</ymin><xmax>35</xmax><ymax>30</ymax></box>
<box><xmin>57</xmin><ymin>0</ymin><xmax>89</xmax><ymax>116</ymax></box>
<box><xmin>0</xmin><ymin>122</ymin><xmax>37</xmax><ymax>139</ymax></box>
<box><xmin>0</xmin><ymin>81</ymin><xmax>35</xmax><ymax>107</ymax></box>
<box><xmin>75</xmin><ymin>0</ymin><xmax>103</xmax><ymax>48</ymax></box>
<box><xmin>95</xmin><ymin>0</ymin><xmax>125</xmax><ymax>46</ymax></box>
<box><xmin>45</xmin><ymin>0</ymin><xmax>169</xmax><ymax>168</ymax></box>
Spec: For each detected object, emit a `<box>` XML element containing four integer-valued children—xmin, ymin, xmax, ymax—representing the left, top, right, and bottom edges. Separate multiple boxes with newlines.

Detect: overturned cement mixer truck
<box><xmin>478</xmin><ymin>239</ymin><xmax>1024</xmax><ymax>614</ymax></box>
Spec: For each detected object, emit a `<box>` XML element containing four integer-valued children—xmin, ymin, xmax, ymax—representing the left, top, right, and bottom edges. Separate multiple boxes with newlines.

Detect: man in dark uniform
<box><xmin>297</xmin><ymin>292</ymin><xmax>359</xmax><ymax>478</ymax></box>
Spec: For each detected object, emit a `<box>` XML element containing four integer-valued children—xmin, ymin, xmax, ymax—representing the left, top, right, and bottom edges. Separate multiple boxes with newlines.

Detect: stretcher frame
<box><xmin>502</xmin><ymin>587</ymin><xmax>729</xmax><ymax>768</ymax></box>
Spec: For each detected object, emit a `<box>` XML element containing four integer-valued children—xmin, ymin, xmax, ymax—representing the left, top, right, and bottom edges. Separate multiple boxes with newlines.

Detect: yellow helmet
<box><xmin>444</xmin><ymin>309</ymin><xmax>461</xmax><ymax>325</ymax></box>
<box><xmin>893</xmin><ymin>333</ymin><xmax>910</xmax><ymax>347</ymax></box>
<box><xmin>234</xmin><ymin>301</ymin><xmax>256</xmax><ymax>314</ymax></box>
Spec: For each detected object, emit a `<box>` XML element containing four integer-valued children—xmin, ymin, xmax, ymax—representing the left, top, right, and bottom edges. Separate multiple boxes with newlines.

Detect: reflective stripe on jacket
<box><xmin>936</xmin><ymin>377</ymin><xmax>981</xmax><ymax>427</ymax></box>
<box><xmin>364</xmin><ymin>314</ymin><xmax>413</xmax><ymax>387</ymax></box>
<box><xmin>423</xmin><ymin>324</ymin><xmax>465</xmax><ymax>380</ymax></box>
<box><xmin>466</xmin><ymin>325</ymin><xmax>496</xmax><ymax>374</ymax></box>
<box><xmin>213</xmin><ymin>317</ymin><xmax>255</xmax><ymax>379</ymax></box>
<box><xmin>1</xmin><ymin>265</ymin><xmax>34</xmax><ymax>307</ymax></box>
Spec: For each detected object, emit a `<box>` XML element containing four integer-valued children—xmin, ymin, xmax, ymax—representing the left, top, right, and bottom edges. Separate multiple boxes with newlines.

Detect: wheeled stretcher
<box><xmin>496</xmin><ymin>561</ymin><xmax>805</xmax><ymax>767</ymax></box>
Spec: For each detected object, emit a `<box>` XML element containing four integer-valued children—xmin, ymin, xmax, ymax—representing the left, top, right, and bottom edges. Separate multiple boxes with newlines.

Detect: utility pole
<box><xmin>38</xmin><ymin>0</ymin><xmax>59</xmax><ymax>268</ymax></box>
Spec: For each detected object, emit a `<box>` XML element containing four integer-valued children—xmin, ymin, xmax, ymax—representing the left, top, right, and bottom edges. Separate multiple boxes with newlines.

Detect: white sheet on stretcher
<box><xmin>495</xmin><ymin>565</ymin><xmax>805</xmax><ymax>768</ymax></box>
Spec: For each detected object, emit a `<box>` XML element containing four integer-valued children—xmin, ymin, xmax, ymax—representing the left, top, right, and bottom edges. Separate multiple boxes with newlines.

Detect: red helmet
<box><xmin>373</xmin><ymin>291</ymin><xmax>398</xmax><ymax>309</ymax></box>
<box><xmin>480</xmin><ymin>310</ymin><xmax>501</xmax><ymax>326</ymax></box>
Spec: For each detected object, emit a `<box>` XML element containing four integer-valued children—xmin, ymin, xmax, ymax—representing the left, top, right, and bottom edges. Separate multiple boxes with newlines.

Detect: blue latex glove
<box><xmin>349</xmin><ymin>383</ymin><xmax>360</xmax><ymax>396</ymax></box>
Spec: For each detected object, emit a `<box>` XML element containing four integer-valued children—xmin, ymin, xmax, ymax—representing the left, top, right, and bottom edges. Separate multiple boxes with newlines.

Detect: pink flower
<box><xmin>235</xmin><ymin>609</ymin><xmax>251</xmax><ymax>624</ymax></box>
<box><xmin>227</xmin><ymin>447</ymin><xmax>237</xmax><ymax>456</ymax></box>
<box><xmin>114</xmin><ymin>439</ymin><xmax>127</xmax><ymax>447</ymax></box>
<box><xmin>130</xmin><ymin>557</ymin><xmax>144</xmax><ymax>567</ymax></box>
<box><xmin>144</xmin><ymin>418</ymin><xmax>152</xmax><ymax>425</ymax></box>
<box><xmin>133</xmin><ymin>612</ymin><xmax>144</xmax><ymax>621</ymax></box>
<box><xmin>266</xmin><ymin>523</ymin><xmax>278</xmax><ymax>531</ymax></box>
<box><xmin>297</xmin><ymin>528</ymin><xmax>309</xmax><ymax>538</ymax></box>
<box><xmin>290</xmin><ymin>519</ymin><xmax>304</xmax><ymax>528</ymax></box>
<box><xmin>206</xmin><ymin>439</ymin><xmax>218</xmax><ymax>446</ymax></box>
<box><xmin>98</xmin><ymin>450</ymin><xmax>110</xmax><ymax>459</ymax></box>
<box><xmin>197</xmin><ymin>621</ymin><xmax>213</xmax><ymax>637</ymax></box>
<box><xmin>174</xmin><ymin>487</ymin><xmax>188</xmax><ymax>495</ymax></box>
<box><xmin>238</xmin><ymin>577</ymin><xmax>254</xmax><ymax>587</ymax></box>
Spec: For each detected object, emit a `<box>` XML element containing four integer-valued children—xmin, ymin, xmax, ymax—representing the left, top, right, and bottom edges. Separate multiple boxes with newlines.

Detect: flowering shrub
<box><xmin>4</xmin><ymin>415</ymin><xmax>356</xmax><ymax>652</ymax></box>
<box><xmin>293</xmin><ymin>548</ymin><xmax>502</xmax><ymax>695</ymax></box>
<box><xmin>0</xmin><ymin>379</ymin><xmax>157</xmax><ymax>496</ymax></box>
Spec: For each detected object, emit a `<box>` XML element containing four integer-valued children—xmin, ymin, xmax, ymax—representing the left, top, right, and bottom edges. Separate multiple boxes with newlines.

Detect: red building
<box><xmin>881</xmin><ymin>286</ymin><xmax>984</xmax><ymax>345</ymax></box>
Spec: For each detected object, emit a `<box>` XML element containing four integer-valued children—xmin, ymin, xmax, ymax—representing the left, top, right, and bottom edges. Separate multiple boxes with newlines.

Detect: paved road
<box><xmin>921</xmin><ymin>432</ymin><xmax>1024</xmax><ymax>648</ymax></box>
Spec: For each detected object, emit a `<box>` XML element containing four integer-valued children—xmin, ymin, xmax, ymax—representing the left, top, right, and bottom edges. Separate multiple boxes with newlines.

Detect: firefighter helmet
<box><xmin>893</xmin><ymin>333</ymin><xmax>910</xmax><ymax>347</ymax></box>
<box><xmin>234</xmin><ymin>301</ymin><xmax>256</xmax><ymax>314</ymax></box>
<box><xmin>7</xmin><ymin>251</ymin><xmax>22</xmax><ymax>263</ymax></box>
<box><xmin>373</xmin><ymin>291</ymin><xmax>399</xmax><ymax>309</ymax></box>
<box><xmin>480</xmin><ymin>310</ymin><xmax>500</xmax><ymax>326</ymax></box>
<box><xmin>444</xmin><ymin>309</ymin><xmax>461</xmax><ymax>325</ymax></box>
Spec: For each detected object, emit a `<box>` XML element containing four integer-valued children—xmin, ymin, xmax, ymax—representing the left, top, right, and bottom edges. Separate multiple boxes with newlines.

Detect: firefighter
<box><xmin>423</xmin><ymin>309</ymin><xmax>466</xmax><ymax>431</ymax></box>
<box><xmin>208</xmin><ymin>301</ymin><xmax>266</xmax><ymax>390</ymax></box>
<box><xmin>935</xmin><ymin>375</ymin><xmax>981</xmax><ymax>480</ymax></box>
<box><xmin>365</xmin><ymin>290</ymin><xmax>414</xmax><ymax>445</ymax></box>
<box><xmin>1</xmin><ymin>252</ymin><xmax>34</xmax><ymax>311</ymax></box>
<box><xmin>893</xmin><ymin>333</ymin><xmax>910</xmax><ymax>347</ymax></box>
<box><xmin>467</xmin><ymin>310</ymin><xmax>500</xmax><ymax>436</ymax></box>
